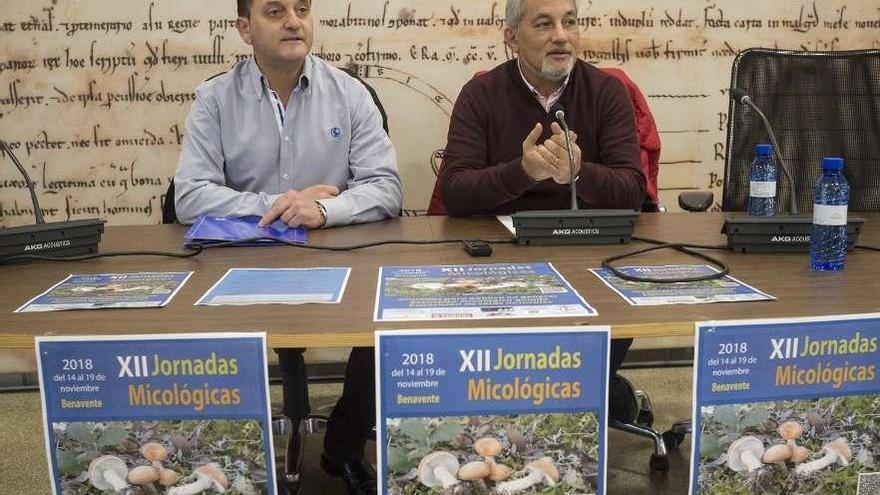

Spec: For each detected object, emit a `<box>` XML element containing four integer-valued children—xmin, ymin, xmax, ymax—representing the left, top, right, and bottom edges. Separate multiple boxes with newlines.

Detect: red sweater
<box><xmin>440</xmin><ymin>59</ymin><xmax>646</xmax><ymax>216</ymax></box>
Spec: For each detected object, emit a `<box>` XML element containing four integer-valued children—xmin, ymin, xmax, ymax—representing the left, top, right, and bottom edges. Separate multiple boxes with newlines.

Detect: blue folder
<box><xmin>184</xmin><ymin>215</ymin><xmax>308</xmax><ymax>246</ymax></box>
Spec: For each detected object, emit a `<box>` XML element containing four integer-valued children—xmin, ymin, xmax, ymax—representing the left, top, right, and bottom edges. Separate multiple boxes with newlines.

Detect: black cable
<box><xmin>602</xmin><ymin>239</ymin><xmax>731</xmax><ymax>284</ymax></box>
<box><xmin>856</xmin><ymin>244</ymin><xmax>880</xmax><ymax>252</ymax></box>
<box><xmin>185</xmin><ymin>237</ymin><xmax>517</xmax><ymax>252</ymax></box>
<box><xmin>632</xmin><ymin>235</ymin><xmax>730</xmax><ymax>251</ymax></box>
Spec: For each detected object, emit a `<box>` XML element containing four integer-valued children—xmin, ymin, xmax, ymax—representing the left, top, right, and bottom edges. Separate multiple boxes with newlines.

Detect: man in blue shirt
<box><xmin>175</xmin><ymin>1</ymin><xmax>401</xmax><ymax>494</ymax></box>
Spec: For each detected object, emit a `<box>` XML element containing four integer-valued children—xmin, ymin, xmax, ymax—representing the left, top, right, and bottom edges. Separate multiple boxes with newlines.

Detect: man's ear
<box><xmin>503</xmin><ymin>27</ymin><xmax>518</xmax><ymax>54</ymax></box>
<box><xmin>236</xmin><ymin>17</ymin><xmax>252</xmax><ymax>45</ymax></box>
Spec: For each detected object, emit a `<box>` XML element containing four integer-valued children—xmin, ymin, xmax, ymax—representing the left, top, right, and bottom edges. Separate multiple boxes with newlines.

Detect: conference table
<box><xmin>2</xmin><ymin>212</ymin><xmax>879</xmax><ymax>349</ymax></box>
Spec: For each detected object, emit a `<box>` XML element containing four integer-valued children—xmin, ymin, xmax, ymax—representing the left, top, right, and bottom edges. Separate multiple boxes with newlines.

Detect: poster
<box><xmin>36</xmin><ymin>333</ymin><xmax>276</xmax><ymax>495</ymax></box>
<box><xmin>590</xmin><ymin>265</ymin><xmax>774</xmax><ymax>306</ymax></box>
<box><xmin>691</xmin><ymin>314</ymin><xmax>880</xmax><ymax>495</ymax></box>
<box><xmin>16</xmin><ymin>272</ymin><xmax>193</xmax><ymax>313</ymax></box>
<box><xmin>375</xmin><ymin>263</ymin><xmax>596</xmax><ymax>321</ymax></box>
<box><xmin>196</xmin><ymin>267</ymin><xmax>350</xmax><ymax>306</ymax></box>
<box><xmin>377</xmin><ymin>326</ymin><xmax>610</xmax><ymax>495</ymax></box>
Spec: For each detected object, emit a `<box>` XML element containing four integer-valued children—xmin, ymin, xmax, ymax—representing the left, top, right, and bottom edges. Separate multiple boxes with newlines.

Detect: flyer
<box><xmin>691</xmin><ymin>314</ymin><xmax>880</xmax><ymax>495</ymax></box>
<box><xmin>377</xmin><ymin>327</ymin><xmax>610</xmax><ymax>495</ymax></box>
<box><xmin>196</xmin><ymin>267</ymin><xmax>351</xmax><ymax>306</ymax></box>
<box><xmin>374</xmin><ymin>263</ymin><xmax>596</xmax><ymax>321</ymax></box>
<box><xmin>590</xmin><ymin>264</ymin><xmax>774</xmax><ymax>306</ymax></box>
<box><xmin>184</xmin><ymin>215</ymin><xmax>307</xmax><ymax>246</ymax></box>
<box><xmin>16</xmin><ymin>272</ymin><xmax>193</xmax><ymax>313</ymax></box>
<box><xmin>36</xmin><ymin>333</ymin><xmax>276</xmax><ymax>495</ymax></box>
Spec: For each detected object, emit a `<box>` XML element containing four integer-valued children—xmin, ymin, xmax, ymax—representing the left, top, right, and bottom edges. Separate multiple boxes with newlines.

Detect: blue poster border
<box><xmin>376</xmin><ymin>326</ymin><xmax>611</xmax><ymax>495</ymax></box>
<box><xmin>688</xmin><ymin>313</ymin><xmax>880</xmax><ymax>495</ymax></box>
<box><xmin>35</xmin><ymin>332</ymin><xmax>276</xmax><ymax>495</ymax></box>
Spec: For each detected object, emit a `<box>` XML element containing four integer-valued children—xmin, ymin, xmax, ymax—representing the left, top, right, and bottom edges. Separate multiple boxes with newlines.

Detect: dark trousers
<box><xmin>610</xmin><ymin>338</ymin><xmax>632</xmax><ymax>376</ymax></box>
<box><xmin>276</xmin><ymin>347</ymin><xmax>375</xmax><ymax>463</ymax></box>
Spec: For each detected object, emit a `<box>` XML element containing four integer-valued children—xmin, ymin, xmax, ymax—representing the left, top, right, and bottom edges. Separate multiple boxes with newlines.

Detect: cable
<box><xmin>185</xmin><ymin>237</ymin><xmax>517</xmax><ymax>251</ymax></box>
<box><xmin>602</xmin><ymin>238</ymin><xmax>731</xmax><ymax>284</ymax></box>
<box><xmin>855</xmin><ymin>244</ymin><xmax>880</xmax><ymax>252</ymax></box>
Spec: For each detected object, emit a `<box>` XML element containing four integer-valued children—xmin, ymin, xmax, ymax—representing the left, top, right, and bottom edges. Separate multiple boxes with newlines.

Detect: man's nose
<box><xmin>550</xmin><ymin>22</ymin><xmax>568</xmax><ymax>42</ymax></box>
<box><xmin>282</xmin><ymin>9</ymin><xmax>302</xmax><ymax>30</ymax></box>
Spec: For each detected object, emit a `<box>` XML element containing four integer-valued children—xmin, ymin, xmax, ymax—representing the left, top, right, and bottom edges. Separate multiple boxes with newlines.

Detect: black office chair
<box><xmin>681</xmin><ymin>48</ymin><xmax>880</xmax><ymax>212</ymax></box>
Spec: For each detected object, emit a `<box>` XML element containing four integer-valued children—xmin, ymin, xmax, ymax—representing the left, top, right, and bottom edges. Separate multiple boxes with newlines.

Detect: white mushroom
<box><xmin>458</xmin><ymin>461</ymin><xmax>491</xmax><ymax>482</ymax></box>
<box><xmin>726</xmin><ymin>436</ymin><xmax>765</xmax><ymax>474</ymax></box>
<box><xmin>418</xmin><ymin>451</ymin><xmax>461</xmax><ymax>493</ymax></box>
<box><xmin>167</xmin><ymin>463</ymin><xmax>229</xmax><ymax>495</ymax></box>
<box><xmin>88</xmin><ymin>455</ymin><xmax>129</xmax><ymax>492</ymax></box>
<box><xmin>489</xmin><ymin>463</ymin><xmax>514</xmax><ymax>483</ymax></box>
<box><xmin>159</xmin><ymin>468</ymin><xmax>180</xmax><ymax>487</ymax></box>
<box><xmin>790</xmin><ymin>446</ymin><xmax>812</xmax><ymax>464</ymax></box>
<box><xmin>794</xmin><ymin>438</ymin><xmax>852</xmax><ymax>476</ymax></box>
<box><xmin>495</xmin><ymin>458</ymin><xmax>559</xmax><ymax>495</ymax></box>
<box><xmin>778</xmin><ymin>421</ymin><xmax>804</xmax><ymax>448</ymax></box>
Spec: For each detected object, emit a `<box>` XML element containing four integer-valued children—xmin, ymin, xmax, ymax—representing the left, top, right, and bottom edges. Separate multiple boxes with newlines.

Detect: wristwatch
<box><xmin>315</xmin><ymin>200</ymin><xmax>328</xmax><ymax>224</ymax></box>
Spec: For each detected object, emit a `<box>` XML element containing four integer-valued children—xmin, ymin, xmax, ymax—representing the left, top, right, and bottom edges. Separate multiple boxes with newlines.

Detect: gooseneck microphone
<box><xmin>0</xmin><ymin>139</ymin><xmax>104</xmax><ymax>263</ymax></box>
<box><xmin>720</xmin><ymin>89</ymin><xmax>866</xmax><ymax>252</ymax></box>
<box><xmin>729</xmin><ymin>88</ymin><xmax>798</xmax><ymax>215</ymax></box>
<box><xmin>1</xmin><ymin>141</ymin><xmax>45</xmax><ymax>223</ymax></box>
<box><xmin>553</xmin><ymin>108</ymin><xmax>578</xmax><ymax>211</ymax></box>
<box><xmin>509</xmin><ymin>106</ymin><xmax>640</xmax><ymax>246</ymax></box>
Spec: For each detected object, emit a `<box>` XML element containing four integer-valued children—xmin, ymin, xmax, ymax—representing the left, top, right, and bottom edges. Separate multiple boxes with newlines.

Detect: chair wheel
<box><xmin>650</xmin><ymin>453</ymin><xmax>670</xmax><ymax>472</ymax></box>
<box><xmin>662</xmin><ymin>430</ymin><xmax>686</xmax><ymax>450</ymax></box>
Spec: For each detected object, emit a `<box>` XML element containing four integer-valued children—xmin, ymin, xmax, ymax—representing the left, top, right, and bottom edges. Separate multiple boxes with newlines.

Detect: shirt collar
<box><xmin>517</xmin><ymin>59</ymin><xmax>570</xmax><ymax>111</ymax></box>
<box><xmin>247</xmin><ymin>55</ymin><xmax>313</xmax><ymax>100</ymax></box>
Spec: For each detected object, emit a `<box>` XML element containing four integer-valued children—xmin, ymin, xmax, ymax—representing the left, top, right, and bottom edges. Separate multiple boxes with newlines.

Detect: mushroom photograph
<box><xmin>697</xmin><ymin>395</ymin><xmax>880</xmax><ymax>494</ymax></box>
<box><xmin>384</xmin><ymin>273</ymin><xmax>566</xmax><ymax>297</ymax></box>
<box><xmin>51</xmin><ymin>419</ymin><xmax>270</xmax><ymax>494</ymax></box>
<box><xmin>384</xmin><ymin>412</ymin><xmax>600</xmax><ymax>494</ymax></box>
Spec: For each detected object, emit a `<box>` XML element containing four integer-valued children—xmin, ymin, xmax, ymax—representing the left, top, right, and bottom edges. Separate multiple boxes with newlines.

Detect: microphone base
<box><xmin>722</xmin><ymin>214</ymin><xmax>865</xmax><ymax>253</ymax></box>
<box><xmin>511</xmin><ymin>209</ymin><xmax>639</xmax><ymax>245</ymax></box>
<box><xmin>0</xmin><ymin>218</ymin><xmax>105</xmax><ymax>263</ymax></box>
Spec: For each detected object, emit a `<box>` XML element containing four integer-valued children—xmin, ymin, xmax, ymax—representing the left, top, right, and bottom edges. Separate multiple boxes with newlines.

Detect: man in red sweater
<box><xmin>440</xmin><ymin>0</ymin><xmax>646</xmax><ymax>418</ymax></box>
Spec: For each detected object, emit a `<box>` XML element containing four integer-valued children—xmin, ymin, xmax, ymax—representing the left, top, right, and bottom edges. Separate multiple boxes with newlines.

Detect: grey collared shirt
<box><xmin>174</xmin><ymin>55</ymin><xmax>402</xmax><ymax>227</ymax></box>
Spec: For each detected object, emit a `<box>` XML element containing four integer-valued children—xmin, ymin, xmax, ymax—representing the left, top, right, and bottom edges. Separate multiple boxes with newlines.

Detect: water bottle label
<box><xmin>813</xmin><ymin>204</ymin><xmax>848</xmax><ymax>226</ymax></box>
<box><xmin>750</xmin><ymin>181</ymin><xmax>776</xmax><ymax>198</ymax></box>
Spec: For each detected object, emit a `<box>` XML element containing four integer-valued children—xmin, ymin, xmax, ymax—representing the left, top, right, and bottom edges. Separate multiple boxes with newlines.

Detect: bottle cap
<box><xmin>822</xmin><ymin>157</ymin><xmax>844</xmax><ymax>171</ymax></box>
<box><xmin>755</xmin><ymin>144</ymin><xmax>772</xmax><ymax>156</ymax></box>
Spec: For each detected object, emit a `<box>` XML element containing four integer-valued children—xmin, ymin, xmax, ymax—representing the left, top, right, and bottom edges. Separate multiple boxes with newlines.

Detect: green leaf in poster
<box><xmin>65</xmin><ymin>423</ymin><xmax>96</xmax><ymax>446</ymax></box>
<box><xmin>398</xmin><ymin>419</ymin><xmax>428</xmax><ymax>446</ymax></box>
<box><xmin>56</xmin><ymin>450</ymin><xmax>84</xmax><ymax>476</ymax></box>
<box><xmin>96</xmin><ymin>426</ymin><xmax>128</xmax><ymax>448</ymax></box>
<box><xmin>431</xmin><ymin>423</ymin><xmax>465</xmax><ymax>445</ymax></box>
<box><xmin>711</xmin><ymin>405</ymin><xmax>739</xmax><ymax>429</ymax></box>
<box><xmin>740</xmin><ymin>407</ymin><xmax>771</xmax><ymax>428</ymax></box>
<box><xmin>386</xmin><ymin>446</ymin><xmax>416</xmax><ymax>474</ymax></box>
<box><xmin>700</xmin><ymin>434</ymin><xmax>723</xmax><ymax>459</ymax></box>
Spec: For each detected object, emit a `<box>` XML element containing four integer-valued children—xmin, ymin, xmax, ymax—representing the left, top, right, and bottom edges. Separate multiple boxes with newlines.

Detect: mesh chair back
<box><xmin>724</xmin><ymin>49</ymin><xmax>880</xmax><ymax>212</ymax></box>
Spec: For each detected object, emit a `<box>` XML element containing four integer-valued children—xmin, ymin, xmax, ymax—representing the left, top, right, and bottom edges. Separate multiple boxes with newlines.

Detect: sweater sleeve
<box><xmin>439</xmin><ymin>83</ymin><xmax>536</xmax><ymax>216</ymax></box>
<box><xmin>576</xmin><ymin>77</ymin><xmax>647</xmax><ymax>210</ymax></box>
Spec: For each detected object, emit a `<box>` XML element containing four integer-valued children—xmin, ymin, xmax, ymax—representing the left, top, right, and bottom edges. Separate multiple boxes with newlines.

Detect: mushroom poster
<box><xmin>376</xmin><ymin>326</ymin><xmax>610</xmax><ymax>495</ymax></box>
<box><xmin>690</xmin><ymin>314</ymin><xmax>880</xmax><ymax>495</ymax></box>
<box><xmin>35</xmin><ymin>333</ymin><xmax>276</xmax><ymax>495</ymax></box>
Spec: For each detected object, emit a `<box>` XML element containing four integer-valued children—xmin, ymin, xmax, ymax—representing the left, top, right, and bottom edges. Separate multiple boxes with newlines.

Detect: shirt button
<box><xmin>284</xmin><ymin>137</ymin><xmax>290</xmax><ymax>141</ymax></box>
<box><xmin>283</xmin><ymin>174</ymin><xmax>290</xmax><ymax>180</ymax></box>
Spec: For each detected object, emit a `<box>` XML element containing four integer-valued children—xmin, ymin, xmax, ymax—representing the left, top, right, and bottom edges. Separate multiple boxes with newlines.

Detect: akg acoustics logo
<box><xmin>329</xmin><ymin>127</ymin><xmax>342</xmax><ymax>139</ymax></box>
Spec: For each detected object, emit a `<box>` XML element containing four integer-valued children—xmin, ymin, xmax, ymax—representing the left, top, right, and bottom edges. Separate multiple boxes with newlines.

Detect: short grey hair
<box><xmin>505</xmin><ymin>0</ymin><xmax>578</xmax><ymax>29</ymax></box>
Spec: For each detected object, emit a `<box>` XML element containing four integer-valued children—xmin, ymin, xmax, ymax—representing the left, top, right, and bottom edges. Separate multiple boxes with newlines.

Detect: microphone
<box><xmin>552</xmin><ymin>106</ymin><xmax>578</xmax><ymax>211</ymax></box>
<box><xmin>509</xmin><ymin>106</ymin><xmax>640</xmax><ymax>246</ymax></box>
<box><xmin>729</xmin><ymin>88</ymin><xmax>797</xmax><ymax>215</ymax></box>
<box><xmin>721</xmin><ymin>89</ymin><xmax>866</xmax><ymax>252</ymax></box>
<box><xmin>0</xmin><ymin>140</ymin><xmax>104</xmax><ymax>263</ymax></box>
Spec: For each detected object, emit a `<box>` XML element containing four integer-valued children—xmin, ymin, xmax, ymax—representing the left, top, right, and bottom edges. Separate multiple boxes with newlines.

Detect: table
<box><xmin>2</xmin><ymin>213</ymin><xmax>878</xmax><ymax>348</ymax></box>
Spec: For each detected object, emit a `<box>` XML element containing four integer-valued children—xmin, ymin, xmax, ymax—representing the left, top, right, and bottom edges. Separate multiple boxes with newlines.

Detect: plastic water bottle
<box><xmin>748</xmin><ymin>144</ymin><xmax>777</xmax><ymax>216</ymax></box>
<box><xmin>810</xmin><ymin>157</ymin><xmax>850</xmax><ymax>271</ymax></box>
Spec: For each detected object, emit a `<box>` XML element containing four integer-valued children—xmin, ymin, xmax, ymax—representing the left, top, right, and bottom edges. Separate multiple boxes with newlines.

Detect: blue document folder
<box><xmin>184</xmin><ymin>215</ymin><xmax>307</xmax><ymax>246</ymax></box>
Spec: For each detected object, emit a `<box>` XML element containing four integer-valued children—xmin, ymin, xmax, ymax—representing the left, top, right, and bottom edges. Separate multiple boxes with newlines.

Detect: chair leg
<box><xmin>272</xmin><ymin>414</ymin><xmax>304</xmax><ymax>495</ymax></box>
<box><xmin>610</xmin><ymin>419</ymin><xmax>670</xmax><ymax>472</ymax></box>
<box><xmin>662</xmin><ymin>420</ymin><xmax>692</xmax><ymax>451</ymax></box>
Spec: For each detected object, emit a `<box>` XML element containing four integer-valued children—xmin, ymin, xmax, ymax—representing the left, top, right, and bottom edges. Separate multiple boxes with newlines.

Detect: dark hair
<box><xmin>237</xmin><ymin>0</ymin><xmax>251</xmax><ymax>17</ymax></box>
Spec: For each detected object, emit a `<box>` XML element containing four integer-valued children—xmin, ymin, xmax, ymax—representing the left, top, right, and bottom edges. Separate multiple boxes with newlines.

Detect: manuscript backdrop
<box><xmin>1</xmin><ymin>0</ymin><xmax>878</xmax><ymax>226</ymax></box>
